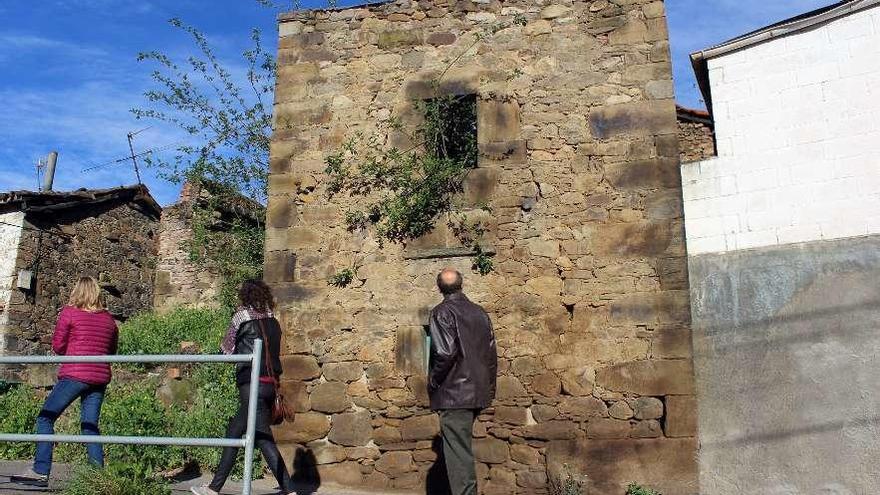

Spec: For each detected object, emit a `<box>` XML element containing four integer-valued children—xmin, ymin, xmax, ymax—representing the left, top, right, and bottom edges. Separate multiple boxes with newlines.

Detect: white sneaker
<box><xmin>10</xmin><ymin>467</ymin><xmax>49</xmax><ymax>486</ymax></box>
<box><xmin>190</xmin><ymin>486</ymin><xmax>219</xmax><ymax>495</ymax></box>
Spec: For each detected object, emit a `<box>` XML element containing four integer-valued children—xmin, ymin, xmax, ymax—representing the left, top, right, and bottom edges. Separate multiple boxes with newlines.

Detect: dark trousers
<box><xmin>439</xmin><ymin>409</ymin><xmax>479</xmax><ymax>495</ymax></box>
<box><xmin>209</xmin><ymin>384</ymin><xmax>292</xmax><ymax>493</ymax></box>
<box><xmin>35</xmin><ymin>379</ymin><xmax>106</xmax><ymax>475</ymax></box>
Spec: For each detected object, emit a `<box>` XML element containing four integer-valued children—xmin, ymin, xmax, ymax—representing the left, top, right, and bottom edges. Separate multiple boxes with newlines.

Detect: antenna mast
<box><xmin>126</xmin><ymin>126</ymin><xmax>151</xmax><ymax>185</ymax></box>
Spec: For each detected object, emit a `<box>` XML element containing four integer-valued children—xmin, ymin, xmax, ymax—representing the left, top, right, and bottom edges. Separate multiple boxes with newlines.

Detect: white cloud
<box><xmin>0</xmin><ymin>34</ymin><xmax>107</xmax><ymax>56</ymax></box>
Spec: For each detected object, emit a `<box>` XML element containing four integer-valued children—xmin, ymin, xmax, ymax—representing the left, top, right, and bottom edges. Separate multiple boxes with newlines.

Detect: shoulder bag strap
<box><xmin>256</xmin><ymin>318</ymin><xmax>279</xmax><ymax>390</ymax></box>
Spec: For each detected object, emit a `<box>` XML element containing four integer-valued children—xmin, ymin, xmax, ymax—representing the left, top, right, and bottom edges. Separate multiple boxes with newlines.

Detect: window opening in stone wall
<box><xmin>420</xmin><ymin>94</ymin><xmax>478</xmax><ymax>171</ymax></box>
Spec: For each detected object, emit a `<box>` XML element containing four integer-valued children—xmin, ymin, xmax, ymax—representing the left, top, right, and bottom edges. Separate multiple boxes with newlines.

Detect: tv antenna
<box><xmin>126</xmin><ymin>126</ymin><xmax>152</xmax><ymax>184</ymax></box>
<box><xmin>81</xmin><ymin>140</ymin><xmax>183</xmax><ymax>174</ymax></box>
<box><xmin>34</xmin><ymin>156</ymin><xmax>46</xmax><ymax>190</ymax></box>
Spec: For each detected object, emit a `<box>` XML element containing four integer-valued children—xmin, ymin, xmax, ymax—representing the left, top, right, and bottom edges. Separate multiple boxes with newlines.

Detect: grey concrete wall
<box><xmin>689</xmin><ymin>234</ymin><xmax>880</xmax><ymax>494</ymax></box>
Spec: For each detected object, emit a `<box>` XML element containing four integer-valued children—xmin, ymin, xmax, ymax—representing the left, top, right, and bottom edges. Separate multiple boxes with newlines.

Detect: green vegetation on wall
<box><xmin>322</xmin><ymin>20</ymin><xmax>532</xmax><ymax>284</ymax></box>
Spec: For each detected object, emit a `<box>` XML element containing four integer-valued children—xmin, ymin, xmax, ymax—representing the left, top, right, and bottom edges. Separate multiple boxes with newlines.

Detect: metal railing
<box><xmin>0</xmin><ymin>339</ymin><xmax>264</xmax><ymax>495</ymax></box>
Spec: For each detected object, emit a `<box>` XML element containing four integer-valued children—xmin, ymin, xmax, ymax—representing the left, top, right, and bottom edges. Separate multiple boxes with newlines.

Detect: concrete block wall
<box><xmin>683</xmin><ymin>6</ymin><xmax>880</xmax><ymax>255</ymax></box>
<box><xmin>683</xmin><ymin>5</ymin><xmax>880</xmax><ymax>493</ymax></box>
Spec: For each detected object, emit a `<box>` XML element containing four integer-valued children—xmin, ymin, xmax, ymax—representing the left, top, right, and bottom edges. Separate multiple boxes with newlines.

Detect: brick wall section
<box><xmin>5</xmin><ymin>203</ymin><xmax>158</xmax><ymax>362</ymax></box>
<box><xmin>267</xmin><ymin>1</ymin><xmax>697</xmax><ymax>493</ymax></box>
<box><xmin>683</xmin><ymin>6</ymin><xmax>880</xmax><ymax>255</ymax></box>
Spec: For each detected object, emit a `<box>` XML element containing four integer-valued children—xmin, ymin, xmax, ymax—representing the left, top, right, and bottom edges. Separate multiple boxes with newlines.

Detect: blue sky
<box><xmin>0</xmin><ymin>0</ymin><xmax>832</xmax><ymax>205</ymax></box>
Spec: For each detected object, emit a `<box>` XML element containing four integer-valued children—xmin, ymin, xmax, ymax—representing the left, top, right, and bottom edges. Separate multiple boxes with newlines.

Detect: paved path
<box><xmin>0</xmin><ymin>461</ymin><xmax>379</xmax><ymax>495</ymax></box>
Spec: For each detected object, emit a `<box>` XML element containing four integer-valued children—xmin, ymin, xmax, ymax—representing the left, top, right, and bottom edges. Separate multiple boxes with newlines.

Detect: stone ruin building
<box><xmin>266</xmin><ymin>1</ymin><xmax>698</xmax><ymax>493</ymax></box>
<box><xmin>0</xmin><ymin>180</ymin><xmax>263</xmax><ymax>382</ymax></box>
<box><xmin>676</xmin><ymin>105</ymin><xmax>715</xmax><ymax>164</ymax></box>
<box><xmin>0</xmin><ymin>185</ymin><xmax>161</xmax><ymax>381</ymax></box>
<box><xmin>153</xmin><ymin>180</ymin><xmax>265</xmax><ymax>312</ymax></box>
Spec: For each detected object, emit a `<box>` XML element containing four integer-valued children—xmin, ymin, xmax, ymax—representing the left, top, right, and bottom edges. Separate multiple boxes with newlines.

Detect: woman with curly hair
<box><xmin>190</xmin><ymin>279</ymin><xmax>296</xmax><ymax>495</ymax></box>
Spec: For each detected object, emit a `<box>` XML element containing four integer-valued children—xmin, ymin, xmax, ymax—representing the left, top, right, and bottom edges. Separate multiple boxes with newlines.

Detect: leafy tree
<box><xmin>132</xmin><ymin>18</ymin><xmax>273</xmax><ymax>201</ymax></box>
<box><xmin>133</xmin><ymin>15</ymin><xmax>276</xmax><ymax>306</ymax></box>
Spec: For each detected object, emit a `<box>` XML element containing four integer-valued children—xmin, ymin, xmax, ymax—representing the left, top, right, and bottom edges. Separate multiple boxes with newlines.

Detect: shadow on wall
<box><xmin>700</xmin><ymin>415</ymin><xmax>880</xmax><ymax>448</ymax></box>
<box><xmin>291</xmin><ymin>448</ymin><xmax>321</xmax><ymax>495</ymax></box>
<box><xmin>425</xmin><ymin>436</ymin><xmax>451</xmax><ymax>495</ymax></box>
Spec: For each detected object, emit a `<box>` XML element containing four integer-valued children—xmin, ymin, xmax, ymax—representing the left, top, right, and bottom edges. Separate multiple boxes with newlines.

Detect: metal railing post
<box><xmin>241</xmin><ymin>338</ymin><xmax>262</xmax><ymax>495</ymax></box>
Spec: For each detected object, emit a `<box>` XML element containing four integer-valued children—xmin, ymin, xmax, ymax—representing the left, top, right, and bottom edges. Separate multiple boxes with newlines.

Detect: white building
<box><xmin>685</xmin><ymin>0</ymin><xmax>880</xmax><ymax>253</ymax></box>
<box><xmin>682</xmin><ymin>1</ymin><xmax>880</xmax><ymax>493</ymax></box>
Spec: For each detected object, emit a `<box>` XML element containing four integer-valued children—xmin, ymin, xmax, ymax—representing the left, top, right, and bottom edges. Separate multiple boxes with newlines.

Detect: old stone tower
<box><xmin>266</xmin><ymin>1</ymin><xmax>697</xmax><ymax>493</ymax></box>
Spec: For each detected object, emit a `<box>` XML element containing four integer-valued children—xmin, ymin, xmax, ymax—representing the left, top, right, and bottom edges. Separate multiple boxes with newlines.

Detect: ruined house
<box><xmin>266</xmin><ymin>1</ymin><xmax>697</xmax><ymax>493</ymax></box>
<box><xmin>0</xmin><ymin>185</ymin><xmax>161</xmax><ymax>380</ymax></box>
<box><xmin>153</xmin><ymin>180</ymin><xmax>265</xmax><ymax>311</ymax></box>
<box><xmin>676</xmin><ymin>105</ymin><xmax>715</xmax><ymax>163</ymax></box>
<box><xmin>683</xmin><ymin>0</ymin><xmax>880</xmax><ymax>492</ymax></box>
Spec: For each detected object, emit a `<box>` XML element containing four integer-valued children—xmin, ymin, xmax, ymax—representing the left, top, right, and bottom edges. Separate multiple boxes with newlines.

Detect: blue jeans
<box><xmin>34</xmin><ymin>379</ymin><xmax>106</xmax><ymax>475</ymax></box>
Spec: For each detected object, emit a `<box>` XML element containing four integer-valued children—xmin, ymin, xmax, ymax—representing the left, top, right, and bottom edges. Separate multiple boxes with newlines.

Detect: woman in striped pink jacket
<box><xmin>14</xmin><ymin>276</ymin><xmax>118</xmax><ymax>487</ymax></box>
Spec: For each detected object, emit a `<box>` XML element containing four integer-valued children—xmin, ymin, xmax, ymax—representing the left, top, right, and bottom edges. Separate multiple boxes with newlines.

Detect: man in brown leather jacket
<box><xmin>428</xmin><ymin>268</ymin><xmax>497</xmax><ymax>495</ymax></box>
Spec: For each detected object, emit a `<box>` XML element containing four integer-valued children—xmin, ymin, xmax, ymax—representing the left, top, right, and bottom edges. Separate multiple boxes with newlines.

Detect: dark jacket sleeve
<box><xmin>487</xmin><ymin>313</ymin><xmax>498</xmax><ymax>400</ymax></box>
<box><xmin>428</xmin><ymin>306</ymin><xmax>460</xmax><ymax>393</ymax></box>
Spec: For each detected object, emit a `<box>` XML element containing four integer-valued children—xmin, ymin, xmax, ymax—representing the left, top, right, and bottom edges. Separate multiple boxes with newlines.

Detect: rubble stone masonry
<box><xmin>678</xmin><ymin>120</ymin><xmax>715</xmax><ymax>164</ymax></box>
<box><xmin>3</xmin><ymin>202</ymin><xmax>158</xmax><ymax>383</ymax></box>
<box><xmin>153</xmin><ymin>203</ymin><xmax>222</xmax><ymax>311</ymax></box>
<box><xmin>267</xmin><ymin>1</ymin><xmax>697</xmax><ymax>493</ymax></box>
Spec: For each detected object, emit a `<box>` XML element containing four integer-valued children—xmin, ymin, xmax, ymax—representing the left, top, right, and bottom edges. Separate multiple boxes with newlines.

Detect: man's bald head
<box><xmin>437</xmin><ymin>268</ymin><xmax>463</xmax><ymax>295</ymax></box>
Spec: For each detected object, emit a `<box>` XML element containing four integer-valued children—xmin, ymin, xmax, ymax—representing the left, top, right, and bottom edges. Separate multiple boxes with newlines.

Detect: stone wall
<box><xmin>267</xmin><ymin>1</ymin><xmax>697</xmax><ymax>493</ymax></box>
<box><xmin>153</xmin><ymin>202</ymin><xmax>222</xmax><ymax>311</ymax></box>
<box><xmin>678</xmin><ymin>119</ymin><xmax>714</xmax><ymax>164</ymax></box>
<box><xmin>5</xmin><ymin>202</ymin><xmax>158</xmax><ymax>362</ymax></box>
<box><xmin>153</xmin><ymin>181</ymin><xmax>265</xmax><ymax>312</ymax></box>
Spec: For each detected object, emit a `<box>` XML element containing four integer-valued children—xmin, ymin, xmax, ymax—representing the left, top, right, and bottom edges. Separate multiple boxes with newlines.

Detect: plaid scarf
<box><xmin>220</xmin><ymin>307</ymin><xmax>274</xmax><ymax>355</ymax></box>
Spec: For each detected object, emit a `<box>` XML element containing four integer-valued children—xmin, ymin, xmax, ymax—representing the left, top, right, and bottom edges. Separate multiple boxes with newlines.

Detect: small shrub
<box><xmin>328</xmin><ymin>268</ymin><xmax>356</xmax><ymax>288</ymax></box>
<box><xmin>549</xmin><ymin>464</ymin><xmax>588</xmax><ymax>495</ymax></box>
<box><xmin>117</xmin><ymin>308</ymin><xmax>230</xmax><ymax>369</ymax></box>
<box><xmin>166</xmin><ymin>363</ymin><xmax>238</xmax><ymax>470</ymax></box>
<box><xmin>626</xmin><ymin>483</ymin><xmax>662</xmax><ymax>495</ymax></box>
<box><xmin>62</xmin><ymin>464</ymin><xmax>171</xmax><ymax>495</ymax></box>
<box><xmin>0</xmin><ymin>384</ymin><xmax>41</xmax><ymax>459</ymax></box>
<box><xmin>99</xmin><ymin>379</ymin><xmax>184</xmax><ymax>472</ymax></box>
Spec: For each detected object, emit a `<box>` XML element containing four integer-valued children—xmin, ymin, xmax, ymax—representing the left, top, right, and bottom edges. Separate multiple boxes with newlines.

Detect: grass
<box><xmin>62</xmin><ymin>464</ymin><xmax>171</xmax><ymax>495</ymax></box>
<box><xmin>117</xmin><ymin>308</ymin><xmax>231</xmax><ymax>368</ymax></box>
<box><xmin>627</xmin><ymin>483</ymin><xmax>662</xmax><ymax>495</ymax></box>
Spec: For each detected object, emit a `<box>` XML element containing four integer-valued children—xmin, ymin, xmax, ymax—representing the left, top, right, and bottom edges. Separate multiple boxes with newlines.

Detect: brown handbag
<box><xmin>256</xmin><ymin>319</ymin><xmax>295</xmax><ymax>425</ymax></box>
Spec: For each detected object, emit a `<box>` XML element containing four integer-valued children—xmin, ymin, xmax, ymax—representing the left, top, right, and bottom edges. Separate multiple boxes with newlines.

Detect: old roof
<box><xmin>0</xmin><ymin>184</ymin><xmax>162</xmax><ymax>219</ymax></box>
<box><xmin>676</xmin><ymin>105</ymin><xmax>713</xmax><ymax>126</ymax></box>
<box><xmin>691</xmin><ymin>0</ymin><xmax>880</xmax><ymax>115</ymax></box>
<box><xmin>172</xmin><ymin>179</ymin><xmax>265</xmax><ymax>225</ymax></box>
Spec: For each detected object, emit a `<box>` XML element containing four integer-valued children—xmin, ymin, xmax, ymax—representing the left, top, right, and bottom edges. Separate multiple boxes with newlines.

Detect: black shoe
<box><xmin>10</xmin><ymin>468</ymin><xmax>49</xmax><ymax>487</ymax></box>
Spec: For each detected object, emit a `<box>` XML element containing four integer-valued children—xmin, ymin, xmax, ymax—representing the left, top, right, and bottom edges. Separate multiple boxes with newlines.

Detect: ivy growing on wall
<box><xmin>326</xmin><ymin>93</ymin><xmax>479</xmax><ymax>240</ymax></box>
<box><xmin>183</xmin><ymin>180</ymin><xmax>266</xmax><ymax>309</ymax></box>
<box><xmin>324</xmin><ymin>17</ymin><xmax>527</xmax><ymax>286</ymax></box>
